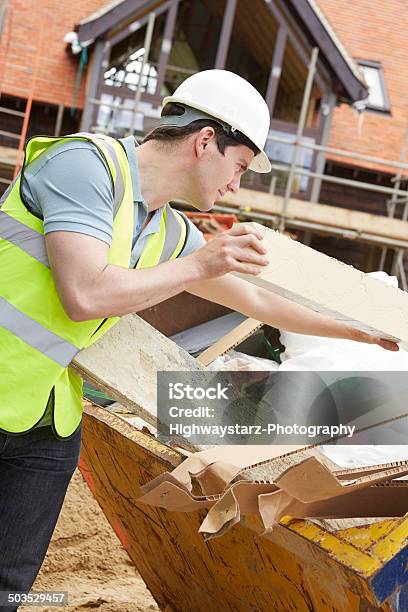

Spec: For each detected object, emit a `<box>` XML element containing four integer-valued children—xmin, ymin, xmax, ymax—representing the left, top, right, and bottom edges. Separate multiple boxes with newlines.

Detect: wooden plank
<box><xmin>220</xmin><ymin>188</ymin><xmax>408</xmax><ymax>244</ymax></box>
<box><xmin>71</xmin><ymin>313</ymin><xmax>204</xmax><ymax>428</ymax></box>
<box><xmin>233</xmin><ymin>223</ymin><xmax>408</xmax><ymax>346</ymax></box>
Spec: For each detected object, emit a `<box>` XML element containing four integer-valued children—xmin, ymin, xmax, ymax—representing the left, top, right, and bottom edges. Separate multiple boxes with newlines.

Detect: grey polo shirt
<box><xmin>21</xmin><ymin>135</ymin><xmax>205</xmax><ymax>428</ymax></box>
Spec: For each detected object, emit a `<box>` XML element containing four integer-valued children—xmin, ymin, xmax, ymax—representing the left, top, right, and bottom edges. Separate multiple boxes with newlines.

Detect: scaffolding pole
<box><xmin>279</xmin><ymin>47</ymin><xmax>319</xmax><ymax>232</ymax></box>
<box><xmin>128</xmin><ymin>12</ymin><xmax>155</xmax><ymax>136</ymax></box>
<box><xmin>378</xmin><ymin>127</ymin><xmax>408</xmax><ymax>290</ymax></box>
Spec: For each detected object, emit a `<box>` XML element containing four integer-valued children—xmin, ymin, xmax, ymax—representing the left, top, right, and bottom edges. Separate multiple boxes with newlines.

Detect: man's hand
<box><xmin>189</xmin><ymin>223</ymin><xmax>269</xmax><ymax>278</ymax></box>
<box><xmin>348</xmin><ymin>327</ymin><xmax>399</xmax><ymax>352</ymax></box>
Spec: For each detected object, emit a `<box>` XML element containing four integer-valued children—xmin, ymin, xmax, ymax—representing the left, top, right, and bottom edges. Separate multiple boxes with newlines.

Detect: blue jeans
<box><xmin>0</xmin><ymin>425</ymin><xmax>82</xmax><ymax>610</ymax></box>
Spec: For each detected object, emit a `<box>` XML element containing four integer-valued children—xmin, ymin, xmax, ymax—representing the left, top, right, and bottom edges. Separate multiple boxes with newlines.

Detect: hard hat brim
<box><xmin>250</xmin><ymin>150</ymin><xmax>271</xmax><ymax>174</ymax></box>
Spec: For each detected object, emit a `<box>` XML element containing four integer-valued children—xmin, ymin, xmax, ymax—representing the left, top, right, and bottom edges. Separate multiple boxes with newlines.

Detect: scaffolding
<box><xmin>2</xmin><ymin>3</ymin><xmax>408</xmax><ymax>287</ymax></box>
<box><xmin>251</xmin><ymin>47</ymin><xmax>408</xmax><ymax>289</ymax></box>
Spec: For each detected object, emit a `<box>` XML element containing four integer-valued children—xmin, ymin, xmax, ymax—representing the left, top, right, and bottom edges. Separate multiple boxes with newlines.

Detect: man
<box><xmin>0</xmin><ymin>69</ymin><xmax>397</xmax><ymax>603</ymax></box>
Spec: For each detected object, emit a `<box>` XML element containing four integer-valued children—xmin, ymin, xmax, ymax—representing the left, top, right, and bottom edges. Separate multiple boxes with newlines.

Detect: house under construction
<box><xmin>1</xmin><ymin>0</ymin><xmax>408</xmax><ymax>284</ymax></box>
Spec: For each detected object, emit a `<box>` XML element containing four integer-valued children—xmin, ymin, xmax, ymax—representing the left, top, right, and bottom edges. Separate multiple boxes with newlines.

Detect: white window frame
<box><xmin>357</xmin><ymin>60</ymin><xmax>390</xmax><ymax>113</ymax></box>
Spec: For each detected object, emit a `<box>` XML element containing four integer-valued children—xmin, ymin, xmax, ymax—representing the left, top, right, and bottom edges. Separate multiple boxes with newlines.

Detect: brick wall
<box><xmin>317</xmin><ymin>0</ymin><xmax>408</xmax><ymax>173</ymax></box>
<box><xmin>0</xmin><ymin>0</ymin><xmax>106</xmax><ymax>109</ymax></box>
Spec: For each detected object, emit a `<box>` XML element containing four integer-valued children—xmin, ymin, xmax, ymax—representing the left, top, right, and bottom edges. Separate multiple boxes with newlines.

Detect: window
<box><xmin>357</xmin><ymin>61</ymin><xmax>390</xmax><ymax>113</ymax></box>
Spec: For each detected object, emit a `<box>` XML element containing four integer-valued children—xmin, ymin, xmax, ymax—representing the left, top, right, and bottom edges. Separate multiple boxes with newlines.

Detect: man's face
<box><xmin>190</xmin><ymin>130</ymin><xmax>254</xmax><ymax>212</ymax></box>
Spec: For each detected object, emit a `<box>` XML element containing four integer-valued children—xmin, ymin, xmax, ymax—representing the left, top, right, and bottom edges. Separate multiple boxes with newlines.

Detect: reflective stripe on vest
<box><xmin>136</xmin><ymin>204</ymin><xmax>187</xmax><ymax>269</ymax></box>
<box><xmin>0</xmin><ymin>210</ymin><xmax>50</xmax><ymax>266</ymax></box>
<box><xmin>0</xmin><ymin>297</ymin><xmax>79</xmax><ymax>367</ymax></box>
<box><xmin>159</xmin><ymin>206</ymin><xmax>185</xmax><ymax>264</ymax></box>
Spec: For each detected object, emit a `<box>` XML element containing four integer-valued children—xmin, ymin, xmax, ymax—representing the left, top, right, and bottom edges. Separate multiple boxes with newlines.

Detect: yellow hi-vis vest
<box><xmin>0</xmin><ymin>133</ymin><xmax>187</xmax><ymax>439</ymax></box>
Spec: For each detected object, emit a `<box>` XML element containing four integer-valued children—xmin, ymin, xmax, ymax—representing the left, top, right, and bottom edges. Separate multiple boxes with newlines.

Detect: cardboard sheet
<box><xmin>198</xmin><ymin>482</ymin><xmax>278</xmax><ymax>539</ymax></box>
<box><xmin>138</xmin><ymin>480</ymin><xmax>215</xmax><ymax>513</ymax></box>
<box><xmin>140</xmin><ymin>443</ymin><xmax>408</xmax><ymax>540</ymax></box>
<box><xmin>258</xmin><ymin>484</ymin><xmax>408</xmax><ymax>533</ymax></box>
<box><xmin>276</xmin><ymin>456</ymin><xmax>408</xmax><ymax>502</ymax></box>
<box><xmin>165</xmin><ymin>444</ymin><xmax>307</xmax><ymax>491</ymax></box>
<box><xmin>197</xmin><ymin>318</ymin><xmax>263</xmax><ymax>366</ymax></box>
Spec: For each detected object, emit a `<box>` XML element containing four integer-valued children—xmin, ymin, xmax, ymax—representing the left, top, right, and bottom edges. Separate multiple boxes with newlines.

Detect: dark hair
<box><xmin>143</xmin><ymin>102</ymin><xmax>259</xmax><ymax>157</ymax></box>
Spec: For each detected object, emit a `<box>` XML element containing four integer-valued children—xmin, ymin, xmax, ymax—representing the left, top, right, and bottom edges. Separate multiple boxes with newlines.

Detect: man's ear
<box><xmin>194</xmin><ymin>126</ymin><xmax>216</xmax><ymax>159</ymax></box>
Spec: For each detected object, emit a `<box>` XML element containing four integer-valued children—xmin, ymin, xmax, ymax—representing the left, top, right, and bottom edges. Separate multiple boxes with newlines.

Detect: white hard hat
<box><xmin>161</xmin><ymin>70</ymin><xmax>271</xmax><ymax>173</ymax></box>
